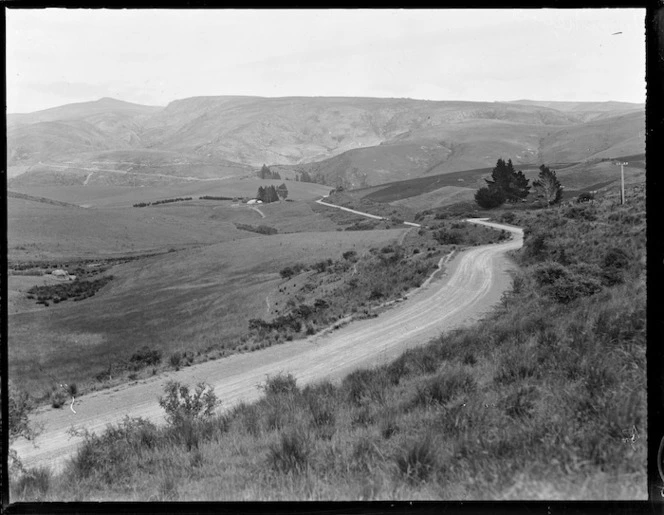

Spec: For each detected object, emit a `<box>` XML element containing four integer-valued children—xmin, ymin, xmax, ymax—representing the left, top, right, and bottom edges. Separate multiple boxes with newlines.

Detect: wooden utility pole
<box><xmin>616</xmin><ymin>162</ymin><xmax>628</xmax><ymax>204</ymax></box>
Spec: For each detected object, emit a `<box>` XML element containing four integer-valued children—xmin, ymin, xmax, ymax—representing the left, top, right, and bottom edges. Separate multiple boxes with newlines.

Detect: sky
<box><xmin>6</xmin><ymin>8</ymin><xmax>646</xmax><ymax>113</ymax></box>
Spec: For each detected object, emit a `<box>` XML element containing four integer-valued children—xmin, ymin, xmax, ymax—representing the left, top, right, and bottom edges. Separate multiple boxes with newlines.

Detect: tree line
<box><xmin>256</xmin><ymin>184</ymin><xmax>288</xmax><ymax>203</ymax></box>
<box><xmin>259</xmin><ymin>164</ymin><xmax>281</xmax><ymax>180</ymax></box>
<box><xmin>475</xmin><ymin>158</ymin><xmax>563</xmax><ymax>209</ymax></box>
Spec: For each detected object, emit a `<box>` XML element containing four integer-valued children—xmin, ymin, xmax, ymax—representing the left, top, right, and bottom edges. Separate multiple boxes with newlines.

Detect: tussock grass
<box><xmin>11</xmin><ymin>185</ymin><xmax>645</xmax><ymax>501</ymax></box>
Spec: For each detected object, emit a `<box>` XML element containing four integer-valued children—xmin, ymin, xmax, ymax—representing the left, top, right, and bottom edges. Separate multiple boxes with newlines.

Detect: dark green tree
<box><xmin>533</xmin><ymin>165</ymin><xmax>563</xmax><ymax>206</ymax></box>
<box><xmin>256</xmin><ymin>186</ymin><xmax>266</xmax><ymax>201</ymax></box>
<box><xmin>485</xmin><ymin>158</ymin><xmax>530</xmax><ymax>202</ymax></box>
<box><xmin>260</xmin><ymin>164</ymin><xmax>271</xmax><ymax>179</ymax></box>
<box><xmin>276</xmin><ymin>183</ymin><xmax>289</xmax><ymax>200</ymax></box>
<box><xmin>267</xmin><ymin>185</ymin><xmax>280</xmax><ymax>203</ymax></box>
<box><xmin>475</xmin><ymin>185</ymin><xmax>506</xmax><ymax>209</ymax></box>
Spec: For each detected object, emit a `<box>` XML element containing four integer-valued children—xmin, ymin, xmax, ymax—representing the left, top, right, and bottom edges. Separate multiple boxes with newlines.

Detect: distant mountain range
<box><xmin>8</xmin><ymin>96</ymin><xmax>644</xmax><ymax>188</ymax></box>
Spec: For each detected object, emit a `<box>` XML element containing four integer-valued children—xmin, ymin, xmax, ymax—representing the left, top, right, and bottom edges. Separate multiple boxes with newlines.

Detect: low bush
<box><xmin>262</xmin><ymin>373</ymin><xmax>299</xmax><ymax>396</ymax></box>
<box><xmin>268</xmin><ymin>429</ymin><xmax>310</xmax><ymax>474</ymax></box>
<box><xmin>169</xmin><ymin>351</ymin><xmax>182</xmax><ymax>369</ymax></box>
<box><xmin>342</xmin><ymin>250</ymin><xmax>357</xmax><ymax>261</ymax></box>
<box><xmin>395</xmin><ymin>434</ymin><xmax>438</xmax><ymax>483</ymax></box>
<box><xmin>12</xmin><ymin>466</ymin><xmax>52</xmax><ymax>500</ymax></box>
<box><xmin>68</xmin><ymin>417</ymin><xmax>158</xmax><ymax>483</ymax></box>
<box><xmin>50</xmin><ymin>388</ymin><xmax>68</xmax><ymax>409</ymax></box>
<box><xmin>158</xmin><ymin>381</ymin><xmax>220</xmax><ymax>426</ymax></box>
<box><xmin>129</xmin><ymin>346</ymin><xmax>162</xmax><ymax>370</ymax></box>
<box><xmin>342</xmin><ymin>368</ymin><xmax>389</xmax><ymax>406</ymax></box>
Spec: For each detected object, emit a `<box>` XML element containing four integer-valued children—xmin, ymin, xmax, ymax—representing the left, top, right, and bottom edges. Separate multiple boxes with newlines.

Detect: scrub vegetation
<box><xmin>11</xmin><ymin>184</ymin><xmax>645</xmax><ymax>501</ymax></box>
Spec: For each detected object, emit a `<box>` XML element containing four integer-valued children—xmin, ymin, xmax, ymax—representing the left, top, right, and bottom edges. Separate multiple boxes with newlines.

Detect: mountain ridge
<box><xmin>8</xmin><ymin>95</ymin><xmax>644</xmax><ymax>188</ymax></box>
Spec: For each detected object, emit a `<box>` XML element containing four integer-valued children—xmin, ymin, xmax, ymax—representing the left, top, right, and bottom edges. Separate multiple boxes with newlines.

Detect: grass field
<box><xmin>9</xmin><ymin>178</ymin><xmax>330</xmax><ymax>208</ymax></box>
<box><xmin>7</xmin><ymin>197</ymin><xmax>250</xmax><ymax>260</ymax></box>
<box><xmin>9</xmin><ymin>229</ymin><xmax>407</xmax><ymax>395</ymax></box>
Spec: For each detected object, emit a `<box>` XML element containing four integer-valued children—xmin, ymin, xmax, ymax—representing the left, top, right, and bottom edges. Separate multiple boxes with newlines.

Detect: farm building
<box><xmin>52</xmin><ymin>269</ymin><xmax>75</xmax><ymax>281</ymax></box>
<box><xmin>246</xmin><ymin>199</ymin><xmax>263</xmax><ymax>205</ymax></box>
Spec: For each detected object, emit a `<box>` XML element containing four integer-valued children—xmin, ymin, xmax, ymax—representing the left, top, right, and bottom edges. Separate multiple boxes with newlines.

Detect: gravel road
<box><xmin>13</xmin><ymin>218</ymin><xmax>523</xmax><ymax>473</ymax></box>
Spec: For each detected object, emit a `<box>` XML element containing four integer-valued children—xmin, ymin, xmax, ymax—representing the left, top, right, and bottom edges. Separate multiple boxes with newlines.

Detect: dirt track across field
<box><xmin>13</xmin><ymin>219</ymin><xmax>523</xmax><ymax>473</ymax></box>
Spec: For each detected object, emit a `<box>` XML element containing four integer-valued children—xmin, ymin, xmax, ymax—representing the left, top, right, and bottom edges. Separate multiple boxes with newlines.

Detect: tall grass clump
<box><xmin>67</xmin><ymin>417</ymin><xmax>159</xmax><ymax>484</ymax></box>
<box><xmin>268</xmin><ymin>429</ymin><xmax>311</xmax><ymax>475</ymax></box>
<box><xmin>395</xmin><ymin>434</ymin><xmax>439</xmax><ymax>483</ymax></box>
<box><xmin>11</xmin><ymin>466</ymin><xmax>52</xmax><ymax>500</ymax></box>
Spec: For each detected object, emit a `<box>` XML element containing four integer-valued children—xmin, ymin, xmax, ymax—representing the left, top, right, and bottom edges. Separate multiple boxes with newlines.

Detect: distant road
<box><xmin>13</xmin><ymin>219</ymin><xmax>522</xmax><ymax>473</ymax></box>
<box><xmin>315</xmin><ymin>196</ymin><xmax>421</xmax><ymax>227</ymax></box>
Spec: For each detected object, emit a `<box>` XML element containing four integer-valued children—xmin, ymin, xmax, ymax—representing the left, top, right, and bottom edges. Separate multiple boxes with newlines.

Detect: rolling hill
<box><xmin>8</xmin><ymin>95</ymin><xmax>644</xmax><ymax>189</ymax></box>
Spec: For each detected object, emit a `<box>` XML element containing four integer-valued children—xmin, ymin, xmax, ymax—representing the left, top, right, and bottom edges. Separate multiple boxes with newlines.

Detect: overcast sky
<box><xmin>6</xmin><ymin>8</ymin><xmax>645</xmax><ymax>113</ymax></box>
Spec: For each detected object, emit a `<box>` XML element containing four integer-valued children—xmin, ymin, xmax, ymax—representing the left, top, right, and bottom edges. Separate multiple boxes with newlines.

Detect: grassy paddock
<box><xmin>9</xmin><ymin>229</ymin><xmax>407</xmax><ymax>395</ymax></box>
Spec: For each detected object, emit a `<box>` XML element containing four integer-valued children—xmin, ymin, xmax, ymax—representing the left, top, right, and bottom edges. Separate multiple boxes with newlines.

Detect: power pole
<box><xmin>616</xmin><ymin>162</ymin><xmax>628</xmax><ymax>204</ymax></box>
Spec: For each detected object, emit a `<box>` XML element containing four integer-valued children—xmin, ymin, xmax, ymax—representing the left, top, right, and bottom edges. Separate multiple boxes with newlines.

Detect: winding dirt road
<box><xmin>13</xmin><ymin>219</ymin><xmax>522</xmax><ymax>473</ymax></box>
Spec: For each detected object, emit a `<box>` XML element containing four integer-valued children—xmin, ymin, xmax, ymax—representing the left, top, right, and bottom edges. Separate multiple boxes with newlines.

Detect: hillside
<box><xmin>8</xmin><ymin>96</ymin><xmax>644</xmax><ymax>188</ymax></box>
<box><xmin>277</xmin><ymin>110</ymin><xmax>644</xmax><ymax>188</ymax></box>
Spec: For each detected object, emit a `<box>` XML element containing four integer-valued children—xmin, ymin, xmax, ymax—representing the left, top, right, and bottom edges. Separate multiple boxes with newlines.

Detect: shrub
<box><xmin>502</xmin><ymin>385</ymin><xmax>539</xmax><ymax>419</ymax></box>
<box><xmin>313</xmin><ymin>260</ymin><xmax>329</xmax><ymax>273</ymax></box>
<box><xmin>342</xmin><ymin>250</ymin><xmax>357</xmax><ymax>261</ymax></box>
<box><xmin>66</xmin><ymin>383</ymin><xmax>78</xmax><ymax>396</ymax></box>
<box><xmin>601</xmin><ymin>247</ymin><xmax>631</xmax><ymax>285</ymax></box>
<box><xmin>233</xmin><ymin>403</ymin><xmax>261</xmax><ymax>437</ymax></box>
<box><xmin>280</xmin><ymin>267</ymin><xmax>295</xmax><ymax>279</ymax></box>
<box><xmin>12</xmin><ymin>466</ymin><xmax>52</xmax><ymax>499</ymax></box>
<box><xmin>129</xmin><ymin>346</ymin><xmax>162</xmax><ymax>370</ymax></box>
<box><xmin>9</xmin><ymin>381</ymin><xmax>37</xmax><ymax>442</ymax></box>
<box><xmin>499</xmin><ymin>211</ymin><xmax>516</xmax><ymax>224</ymax></box>
<box><xmin>50</xmin><ymin>388</ymin><xmax>68</xmax><ymax>409</ymax></box>
<box><xmin>68</xmin><ymin>417</ymin><xmax>158</xmax><ymax>483</ymax></box>
<box><xmin>268</xmin><ymin>429</ymin><xmax>310</xmax><ymax>474</ymax></box>
<box><xmin>475</xmin><ymin>186</ymin><xmax>506</xmax><ymax>209</ymax></box>
<box><xmin>395</xmin><ymin>434</ymin><xmax>438</xmax><ymax>483</ymax></box>
<box><xmin>533</xmin><ymin>262</ymin><xmax>603</xmax><ymax>303</ymax></box>
<box><xmin>576</xmin><ymin>192</ymin><xmax>595</xmax><ymax>203</ymax></box>
<box><xmin>306</xmin><ymin>394</ymin><xmax>336</xmax><ymax>432</ymax></box>
<box><xmin>380</xmin><ymin>410</ymin><xmax>399</xmax><ymax>439</ymax></box>
<box><xmin>343</xmin><ymin>368</ymin><xmax>389</xmax><ymax>405</ymax></box>
<box><xmin>564</xmin><ymin>205</ymin><xmax>597</xmax><ymax>221</ymax></box>
<box><xmin>434</xmin><ymin>229</ymin><xmax>462</xmax><ymax>245</ymax></box>
<box><xmin>169</xmin><ymin>352</ymin><xmax>182</xmax><ymax>369</ymax></box>
<box><xmin>262</xmin><ymin>373</ymin><xmax>299</xmax><ymax>396</ymax></box>
<box><xmin>412</xmin><ymin>371</ymin><xmax>476</xmax><ymax>407</ymax></box>
<box><xmin>158</xmin><ymin>381</ymin><xmax>220</xmax><ymax>426</ymax></box>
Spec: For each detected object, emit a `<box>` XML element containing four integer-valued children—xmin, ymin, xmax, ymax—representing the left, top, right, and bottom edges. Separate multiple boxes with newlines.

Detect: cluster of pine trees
<box><xmin>475</xmin><ymin>159</ymin><xmax>563</xmax><ymax>209</ymax></box>
<box><xmin>258</xmin><ymin>164</ymin><xmax>281</xmax><ymax>180</ymax></box>
<box><xmin>297</xmin><ymin>170</ymin><xmax>314</xmax><ymax>183</ymax></box>
<box><xmin>256</xmin><ymin>183</ymin><xmax>288</xmax><ymax>203</ymax></box>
